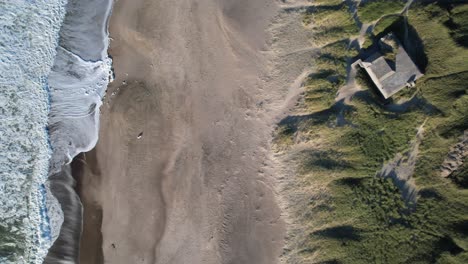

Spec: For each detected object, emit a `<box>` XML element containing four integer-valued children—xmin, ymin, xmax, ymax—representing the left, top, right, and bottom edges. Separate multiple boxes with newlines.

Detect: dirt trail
<box><xmin>378</xmin><ymin>119</ymin><xmax>427</xmax><ymax>205</ymax></box>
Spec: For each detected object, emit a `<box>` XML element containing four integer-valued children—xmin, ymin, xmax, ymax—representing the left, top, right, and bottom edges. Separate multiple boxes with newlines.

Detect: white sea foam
<box><xmin>0</xmin><ymin>1</ymin><xmax>67</xmax><ymax>263</ymax></box>
<box><xmin>48</xmin><ymin>48</ymin><xmax>112</xmax><ymax>174</ymax></box>
<box><xmin>45</xmin><ymin>1</ymin><xmax>113</xmax><ymax>258</ymax></box>
<box><xmin>0</xmin><ymin>0</ymin><xmax>113</xmax><ymax>263</ymax></box>
<box><xmin>45</xmin><ymin>48</ymin><xmax>112</xmax><ymax>250</ymax></box>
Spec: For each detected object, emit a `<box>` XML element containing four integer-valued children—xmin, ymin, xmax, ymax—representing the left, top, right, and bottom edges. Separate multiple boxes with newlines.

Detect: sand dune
<box><xmin>77</xmin><ymin>0</ymin><xmax>291</xmax><ymax>263</ymax></box>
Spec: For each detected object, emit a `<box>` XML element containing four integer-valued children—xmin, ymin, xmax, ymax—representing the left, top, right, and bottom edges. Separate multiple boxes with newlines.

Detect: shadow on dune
<box><xmin>311</xmin><ymin>225</ymin><xmax>362</xmax><ymax>241</ymax></box>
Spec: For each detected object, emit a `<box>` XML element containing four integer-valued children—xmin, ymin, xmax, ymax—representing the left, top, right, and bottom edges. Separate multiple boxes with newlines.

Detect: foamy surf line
<box><xmin>0</xmin><ymin>1</ymin><xmax>67</xmax><ymax>263</ymax></box>
<box><xmin>44</xmin><ymin>0</ymin><xmax>114</xmax><ymax>263</ymax></box>
<box><xmin>0</xmin><ymin>0</ymin><xmax>113</xmax><ymax>263</ymax></box>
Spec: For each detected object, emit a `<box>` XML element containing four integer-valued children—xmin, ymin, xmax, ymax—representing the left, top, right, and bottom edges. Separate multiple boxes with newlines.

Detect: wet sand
<box><xmin>77</xmin><ymin>0</ymin><xmax>288</xmax><ymax>263</ymax></box>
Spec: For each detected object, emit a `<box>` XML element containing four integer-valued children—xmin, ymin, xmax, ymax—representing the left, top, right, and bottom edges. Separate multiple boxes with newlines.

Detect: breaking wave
<box><xmin>0</xmin><ymin>0</ymin><xmax>113</xmax><ymax>263</ymax></box>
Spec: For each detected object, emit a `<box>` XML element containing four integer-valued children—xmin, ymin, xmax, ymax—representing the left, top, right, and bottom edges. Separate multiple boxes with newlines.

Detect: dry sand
<box><xmin>76</xmin><ymin>0</ymin><xmax>293</xmax><ymax>263</ymax></box>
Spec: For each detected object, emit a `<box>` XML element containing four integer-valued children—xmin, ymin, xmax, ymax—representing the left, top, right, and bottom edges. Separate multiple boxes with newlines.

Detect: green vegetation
<box><xmin>301</xmin><ymin>2</ymin><xmax>360</xmax><ymax>112</ymax></box>
<box><xmin>358</xmin><ymin>0</ymin><xmax>405</xmax><ymax>23</ymax></box>
<box><xmin>304</xmin><ymin>3</ymin><xmax>359</xmax><ymax>46</ymax></box>
<box><xmin>373</xmin><ymin>15</ymin><xmax>403</xmax><ymax>36</ymax></box>
<box><xmin>274</xmin><ymin>124</ymin><xmax>296</xmax><ymax>148</ymax></box>
<box><xmin>451</xmin><ymin>157</ymin><xmax>468</xmax><ymax>188</ymax></box>
<box><xmin>361</xmin><ymin>33</ymin><xmax>374</xmax><ymax>50</ymax></box>
<box><xmin>312</xmin><ymin>0</ymin><xmax>343</xmax><ymax>6</ymax></box>
<box><xmin>277</xmin><ymin>2</ymin><xmax>468</xmax><ymax>263</ymax></box>
<box><xmin>343</xmin><ymin>100</ymin><xmax>421</xmax><ymax>168</ymax></box>
<box><xmin>304</xmin><ymin>175</ymin><xmax>468</xmax><ymax>263</ymax></box>
<box><xmin>303</xmin><ymin>40</ymin><xmax>358</xmax><ymax>112</ymax></box>
<box><xmin>447</xmin><ymin>4</ymin><xmax>468</xmax><ymax>47</ymax></box>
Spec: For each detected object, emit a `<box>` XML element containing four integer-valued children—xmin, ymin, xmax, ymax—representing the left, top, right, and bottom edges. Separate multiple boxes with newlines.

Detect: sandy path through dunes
<box><xmin>78</xmin><ymin>0</ymin><xmax>288</xmax><ymax>263</ymax></box>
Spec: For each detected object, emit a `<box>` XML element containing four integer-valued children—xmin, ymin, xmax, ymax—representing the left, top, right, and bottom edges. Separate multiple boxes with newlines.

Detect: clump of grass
<box><xmin>408</xmin><ymin>3</ymin><xmax>468</xmax><ymax>76</ymax></box>
<box><xmin>303</xmin><ymin>40</ymin><xmax>358</xmax><ymax>111</ymax></box>
<box><xmin>343</xmin><ymin>98</ymin><xmax>423</xmax><ymax>168</ymax></box>
<box><xmin>445</xmin><ymin>3</ymin><xmax>468</xmax><ymax>47</ymax></box>
<box><xmin>274</xmin><ymin>124</ymin><xmax>296</xmax><ymax>148</ymax></box>
<box><xmin>304</xmin><ymin>4</ymin><xmax>359</xmax><ymax>46</ymax></box>
<box><xmin>303</xmin><ymin>73</ymin><xmax>340</xmax><ymax>112</ymax></box>
<box><xmin>361</xmin><ymin>33</ymin><xmax>374</xmax><ymax>49</ymax></box>
<box><xmin>354</xmin><ymin>177</ymin><xmax>410</xmax><ymax>224</ymax></box>
<box><xmin>450</xmin><ymin>156</ymin><xmax>468</xmax><ymax>188</ymax></box>
<box><xmin>390</xmin><ymin>86</ymin><xmax>416</xmax><ymax>103</ymax></box>
<box><xmin>358</xmin><ymin>0</ymin><xmax>405</xmax><ymax>23</ymax></box>
<box><xmin>415</xmin><ymin>90</ymin><xmax>467</xmax><ymax>187</ymax></box>
<box><xmin>373</xmin><ymin>15</ymin><xmax>403</xmax><ymax>36</ymax></box>
<box><xmin>308</xmin><ymin>174</ymin><xmax>468</xmax><ymax>264</ymax></box>
<box><xmin>313</xmin><ymin>0</ymin><xmax>343</xmax><ymax>6</ymax></box>
<box><xmin>319</xmin><ymin>40</ymin><xmax>359</xmax><ymax>70</ymax></box>
<box><xmin>418</xmin><ymin>71</ymin><xmax>468</xmax><ymax>114</ymax></box>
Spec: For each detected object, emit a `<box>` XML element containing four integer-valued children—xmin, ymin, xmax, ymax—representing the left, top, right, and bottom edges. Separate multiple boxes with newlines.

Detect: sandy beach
<box><xmin>76</xmin><ymin>0</ymin><xmax>292</xmax><ymax>263</ymax></box>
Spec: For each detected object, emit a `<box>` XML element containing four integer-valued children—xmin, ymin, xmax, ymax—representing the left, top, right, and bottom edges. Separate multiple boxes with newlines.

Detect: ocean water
<box><xmin>0</xmin><ymin>0</ymin><xmax>113</xmax><ymax>263</ymax></box>
<box><xmin>45</xmin><ymin>1</ymin><xmax>113</xmax><ymax>261</ymax></box>
<box><xmin>0</xmin><ymin>1</ymin><xmax>67</xmax><ymax>263</ymax></box>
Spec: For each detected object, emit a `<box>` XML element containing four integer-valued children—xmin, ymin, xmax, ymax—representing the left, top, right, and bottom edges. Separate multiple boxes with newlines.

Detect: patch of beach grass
<box><xmin>418</xmin><ymin>72</ymin><xmax>468</xmax><ymax>114</ymax></box>
<box><xmin>302</xmin><ymin>40</ymin><xmax>358</xmax><ymax>112</ymax></box>
<box><xmin>408</xmin><ymin>3</ymin><xmax>468</xmax><ymax>76</ymax></box>
<box><xmin>278</xmin><ymin>2</ymin><xmax>468</xmax><ymax>263</ymax></box>
<box><xmin>358</xmin><ymin>0</ymin><xmax>405</xmax><ymax>23</ymax></box>
<box><xmin>342</xmin><ymin>101</ymin><xmax>423</xmax><ymax>169</ymax></box>
<box><xmin>304</xmin><ymin>3</ymin><xmax>359</xmax><ymax>46</ymax></box>
<box><xmin>274</xmin><ymin>124</ymin><xmax>296</xmax><ymax>149</ymax></box>
<box><xmin>450</xmin><ymin>156</ymin><xmax>468</xmax><ymax>188</ymax></box>
<box><xmin>361</xmin><ymin>33</ymin><xmax>374</xmax><ymax>50</ymax></box>
<box><xmin>290</xmin><ymin>157</ymin><xmax>468</xmax><ymax>264</ymax></box>
<box><xmin>373</xmin><ymin>15</ymin><xmax>403</xmax><ymax>36</ymax></box>
<box><xmin>446</xmin><ymin>3</ymin><xmax>468</xmax><ymax>47</ymax></box>
<box><xmin>313</xmin><ymin>0</ymin><xmax>344</xmax><ymax>6</ymax></box>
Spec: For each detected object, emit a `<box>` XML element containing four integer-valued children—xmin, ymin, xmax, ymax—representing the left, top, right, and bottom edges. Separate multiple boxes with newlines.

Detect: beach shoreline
<box><xmin>76</xmin><ymin>0</ymin><xmax>290</xmax><ymax>263</ymax></box>
<box><xmin>44</xmin><ymin>0</ymin><xmax>113</xmax><ymax>263</ymax></box>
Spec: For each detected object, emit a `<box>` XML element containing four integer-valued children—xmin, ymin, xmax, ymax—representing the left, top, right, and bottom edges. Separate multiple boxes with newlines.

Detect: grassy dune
<box><xmin>303</xmin><ymin>3</ymin><xmax>359</xmax><ymax>46</ymax></box>
<box><xmin>303</xmin><ymin>40</ymin><xmax>358</xmax><ymax>112</ymax></box>
<box><xmin>358</xmin><ymin>0</ymin><xmax>406</xmax><ymax>23</ymax></box>
<box><xmin>277</xmin><ymin>1</ymin><xmax>468</xmax><ymax>263</ymax></box>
